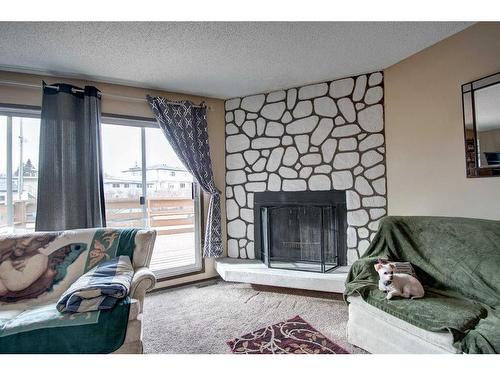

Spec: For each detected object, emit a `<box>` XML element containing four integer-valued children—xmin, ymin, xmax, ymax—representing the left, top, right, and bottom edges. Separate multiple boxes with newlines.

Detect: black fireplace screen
<box><xmin>255</xmin><ymin>191</ymin><xmax>347</xmax><ymax>273</ymax></box>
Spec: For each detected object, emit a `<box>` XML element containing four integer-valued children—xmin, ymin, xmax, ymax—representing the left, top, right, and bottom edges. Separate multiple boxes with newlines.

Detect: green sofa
<box><xmin>345</xmin><ymin>216</ymin><xmax>500</xmax><ymax>354</ymax></box>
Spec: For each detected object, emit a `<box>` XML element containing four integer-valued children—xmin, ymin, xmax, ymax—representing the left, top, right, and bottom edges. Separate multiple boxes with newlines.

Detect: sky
<box><xmin>101</xmin><ymin>124</ymin><xmax>185</xmax><ymax>176</ymax></box>
<box><xmin>1</xmin><ymin>117</ymin><xmax>185</xmax><ymax>178</ymax></box>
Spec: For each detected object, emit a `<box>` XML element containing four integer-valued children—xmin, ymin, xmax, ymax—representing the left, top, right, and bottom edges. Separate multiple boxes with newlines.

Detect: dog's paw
<box><xmin>386</xmin><ymin>293</ymin><xmax>393</xmax><ymax>300</ymax></box>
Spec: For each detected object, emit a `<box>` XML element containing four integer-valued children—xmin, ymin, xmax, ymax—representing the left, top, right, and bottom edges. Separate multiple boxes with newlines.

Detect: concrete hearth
<box><xmin>215</xmin><ymin>257</ymin><xmax>349</xmax><ymax>293</ymax></box>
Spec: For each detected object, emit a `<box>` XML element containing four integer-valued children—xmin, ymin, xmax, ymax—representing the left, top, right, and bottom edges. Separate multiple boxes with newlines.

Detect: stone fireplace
<box><xmin>224</xmin><ymin>71</ymin><xmax>387</xmax><ymax>265</ymax></box>
<box><xmin>254</xmin><ymin>191</ymin><xmax>347</xmax><ymax>273</ymax></box>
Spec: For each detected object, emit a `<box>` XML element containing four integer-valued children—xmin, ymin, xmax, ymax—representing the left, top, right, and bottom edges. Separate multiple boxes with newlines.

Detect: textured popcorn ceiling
<box><xmin>0</xmin><ymin>22</ymin><xmax>472</xmax><ymax>99</ymax></box>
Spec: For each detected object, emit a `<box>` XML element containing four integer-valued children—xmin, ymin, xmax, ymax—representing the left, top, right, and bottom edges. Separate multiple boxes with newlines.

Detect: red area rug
<box><xmin>227</xmin><ymin>315</ymin><xmax>349</xmax><ymax>354</ymax></box>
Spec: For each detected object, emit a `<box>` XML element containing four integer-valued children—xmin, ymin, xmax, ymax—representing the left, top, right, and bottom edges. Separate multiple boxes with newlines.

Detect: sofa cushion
<box><xmin>365</xmin><ymin>289</ymin><xmax>487</xmax><ymax>339</ymax></box>
<box><xmin>0</xmin><ymin>298</ymin><xmax>130</xmax><ymax>353</ymax></box>
<box><xmin>348</xmin><ymin>295</ymin><xmax>459</xmax><ymax>353</ymax></box>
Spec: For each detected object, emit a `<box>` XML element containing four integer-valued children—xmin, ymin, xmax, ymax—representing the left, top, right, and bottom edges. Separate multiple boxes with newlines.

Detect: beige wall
<box><xmin>0</xmin><ymin>70</ymin><xmax>226</xmax><ymax>288</ymax></box>
<box><xmin>384</xmin><ymin>22</ymin><xmax>500</xmax><ymax>220</ymax></box>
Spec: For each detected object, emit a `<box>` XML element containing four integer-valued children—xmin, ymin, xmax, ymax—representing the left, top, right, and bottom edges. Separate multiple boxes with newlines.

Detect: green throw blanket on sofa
<box><xmin>345</xmin><ymin>216</ymin><xmax>500</xmax><ymax>354</ymax></box>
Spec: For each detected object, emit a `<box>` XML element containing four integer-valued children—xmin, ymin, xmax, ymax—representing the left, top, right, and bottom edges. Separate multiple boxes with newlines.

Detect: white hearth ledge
<box><xmin>215</xmin><ymin>258</ymin><xmax>349</xmax><ymax>293</ymax></box>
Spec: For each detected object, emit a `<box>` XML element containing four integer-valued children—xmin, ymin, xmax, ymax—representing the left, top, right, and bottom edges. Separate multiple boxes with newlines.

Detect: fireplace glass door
<box><xmin>261</xmin><ymin>205</ymin><xmax>340</xmax><ymax>272</ymax></box>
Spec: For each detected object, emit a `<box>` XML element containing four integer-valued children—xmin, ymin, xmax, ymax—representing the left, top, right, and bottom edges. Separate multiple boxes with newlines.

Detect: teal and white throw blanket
<box><xmin>56</xmin><ymin>256</ymin><xmax>133</xmax><ymax>313</ymax></box>
<box><xmin>0</xmin><ymin>228</ymin><xmax>138</xmax><ymax>353</ymax></box>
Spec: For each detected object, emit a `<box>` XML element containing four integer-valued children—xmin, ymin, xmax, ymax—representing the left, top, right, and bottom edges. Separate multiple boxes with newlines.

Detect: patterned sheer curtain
<box><xmin>146</xmin><ymin>96</ymin><xmax>222</xmax><ymax>257</ymax></box>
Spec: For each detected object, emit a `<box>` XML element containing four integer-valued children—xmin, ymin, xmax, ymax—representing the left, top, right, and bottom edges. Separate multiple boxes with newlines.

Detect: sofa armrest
<box><xmin>130</xmin><ymin>267</ymin><xmax>156</xmax><ymax>312</ymax></box>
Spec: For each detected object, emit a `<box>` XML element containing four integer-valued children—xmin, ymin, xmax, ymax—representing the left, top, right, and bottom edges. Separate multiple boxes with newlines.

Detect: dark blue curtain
<box><xmin>146</xmin><ymin>96</ymin><xmax>222</xmax><ymax>257</ymax></box>
<box><xmin>36</xmin><ymin>82</ymin><xmax>106</xmax><ymax>231</ymax></box>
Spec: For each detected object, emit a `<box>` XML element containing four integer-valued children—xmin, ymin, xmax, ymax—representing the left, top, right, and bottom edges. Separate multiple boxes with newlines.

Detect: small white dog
<box><xmin>374</xmin><ymin>260</ymin><xmax>425</xmax><ymax>300</ymax></box>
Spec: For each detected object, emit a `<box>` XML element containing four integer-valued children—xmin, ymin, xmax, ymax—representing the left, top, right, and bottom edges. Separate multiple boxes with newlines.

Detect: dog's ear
<box><xmin>374</xmin><ymin>263</ymin><xmax>383</xmax><ymax>271</ymax></box>
<box><xmin>389</xmin><ymin>263</ymin><xmax>396</xmax><ymax>270</ymax></box>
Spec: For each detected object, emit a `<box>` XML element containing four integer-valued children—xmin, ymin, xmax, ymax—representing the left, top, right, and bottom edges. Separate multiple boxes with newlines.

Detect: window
<box><xmin>0</xmin><ymin>112</ymin><xmax>40</xmax><ymax>234</ymax></box>
<box><xmin>1</xmin><ymin>108</ymin><xmax>203</xmax><ymax>280</ymax></box>
<box><xmin>101</xmin><ymin>118</ymin><xmax>202</xmax><ymax>279</ymax></box>
<box><xmin>0</xmin><ymin>108</ymin><xmax>202</xmax><ymax>278</ymax></box>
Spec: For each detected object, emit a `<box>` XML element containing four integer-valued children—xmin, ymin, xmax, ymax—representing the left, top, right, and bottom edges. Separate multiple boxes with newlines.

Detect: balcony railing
<box><xmin>105</xmin><ymin>197</ymin><xmax>195</xmax><ymax>234</ymax></box>
<box><xmin>105</xmin><ymin>197</ymin><xmax>196</xmax><ymax>271</ymax></box>
<box><xmin>1</xmin><ymin>197</ymin><xmax>197</xmax><ymax>272</ymax></box>
<box><xmin>0</xmin><ymin>199</ymin><xmax>36</xmax><ymax>231</ymax></box>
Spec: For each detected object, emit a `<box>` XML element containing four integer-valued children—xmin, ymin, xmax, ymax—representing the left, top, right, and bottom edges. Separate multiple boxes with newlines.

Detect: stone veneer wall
<box><xmin>224</xmin><ymin>72</ymin><xmax>386</xmax><ymax>264</ymax></box>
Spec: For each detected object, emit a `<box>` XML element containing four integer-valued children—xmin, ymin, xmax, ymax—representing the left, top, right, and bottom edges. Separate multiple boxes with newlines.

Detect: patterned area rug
<box><xmin>227</xmin><ymin>315</ymin><xmax>349</xmax><ymax>354</ymax></box>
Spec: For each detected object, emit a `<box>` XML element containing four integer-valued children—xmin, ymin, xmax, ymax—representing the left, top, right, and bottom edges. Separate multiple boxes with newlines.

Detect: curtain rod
<box><xmin>0</xmin><ymin>79</ymin><xmax>210</xmax><ymax>110</ymax></box>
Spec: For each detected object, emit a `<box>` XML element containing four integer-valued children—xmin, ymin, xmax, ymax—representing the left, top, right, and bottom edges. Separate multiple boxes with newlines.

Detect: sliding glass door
<box><xmin>1</xmin><ymin>108</ymin><xmax>202</xmax><ymax>279</ymax></box>
<box><xmin>101</xmin><ymin>118</ymin><xmax>202</xmax><ymax>279</ymax></box>
<box><xmin>144</xmin><ymin>127</ymin><xmax>201</xmax><ymax>274</ymax></box>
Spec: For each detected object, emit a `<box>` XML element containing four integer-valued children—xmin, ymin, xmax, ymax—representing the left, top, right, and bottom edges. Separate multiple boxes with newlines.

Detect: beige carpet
<box><xmin>142</xmin><ymin>280</ymin><xmax>365</xmax><ymax>354</ymax></box>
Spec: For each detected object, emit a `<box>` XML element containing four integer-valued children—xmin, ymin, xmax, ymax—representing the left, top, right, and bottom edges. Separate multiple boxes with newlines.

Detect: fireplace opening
<box><xmin>254</xmin><ymin>191</ymin><xmax>347</xmax><ymax>273</ymax></box>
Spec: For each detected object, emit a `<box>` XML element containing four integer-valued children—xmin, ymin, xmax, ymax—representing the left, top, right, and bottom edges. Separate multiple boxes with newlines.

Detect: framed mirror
<box><xmin>462</xmin><ymin>71</ymin><xmax>500</xmax><ymax>178</ymax></box>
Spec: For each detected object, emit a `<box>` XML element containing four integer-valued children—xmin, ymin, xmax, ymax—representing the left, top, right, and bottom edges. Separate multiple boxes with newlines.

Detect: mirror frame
<box><xmin>462</xmin><ymin>71</ymin><xmax>500</xmax><ymax>178</ymax></box>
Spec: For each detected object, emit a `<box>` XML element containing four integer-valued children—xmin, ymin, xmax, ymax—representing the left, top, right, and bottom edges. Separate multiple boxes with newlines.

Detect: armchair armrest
<box><xmin>130</xmin><ymin>267</ymin><xmax>156</xmax><ymax>312</ymax></box>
